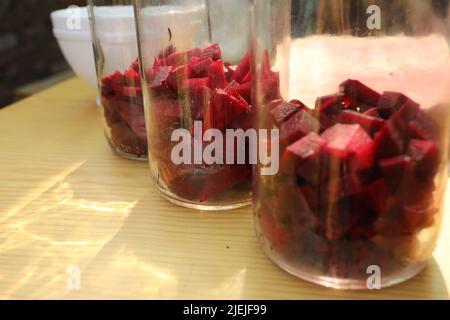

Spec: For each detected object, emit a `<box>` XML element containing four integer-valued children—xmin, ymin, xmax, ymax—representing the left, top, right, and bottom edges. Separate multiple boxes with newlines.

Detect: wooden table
<box><xmin>0</xmin><ymin>78</ymin><xmax>449</xmax><ymax>299</ymax></box>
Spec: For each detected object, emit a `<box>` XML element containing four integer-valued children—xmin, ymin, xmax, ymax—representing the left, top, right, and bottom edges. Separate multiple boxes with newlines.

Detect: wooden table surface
<box><xmin>0</xmin><ymin>77</ymin><xmax>449</xmax><ymax>300</ymax></box>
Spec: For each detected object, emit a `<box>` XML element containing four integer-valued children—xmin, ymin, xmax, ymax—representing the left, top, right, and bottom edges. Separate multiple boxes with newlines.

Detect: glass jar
<box><xmin>88</xmin><ymin>0</ymin><xmax>147</xmax><ymax>160</ymax></box>
<box><xmin>134</xmin><ymin>0</ymin><xmax>253</xmax><ymax>210</ymax></box>
<box><xmin>252</xmin><ymin>0</ymin><xmax>450</xmax><ymax>289</ymax></box>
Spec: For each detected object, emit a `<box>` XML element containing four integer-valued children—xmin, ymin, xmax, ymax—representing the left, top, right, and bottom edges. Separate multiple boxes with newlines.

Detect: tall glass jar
<box><xmin>134</xmin><ymin>0</ymin><xmax>253</xmax><ymax>210</ymax></box>
<box><xmin>88</xmin><ymin>0</ymin><xmax>147</xmax><ymax>160</ymax></box>
<box><xmin>252</xmin><ymin>0</ymin><xmax>450</xmax><ymax>288</ymax></box>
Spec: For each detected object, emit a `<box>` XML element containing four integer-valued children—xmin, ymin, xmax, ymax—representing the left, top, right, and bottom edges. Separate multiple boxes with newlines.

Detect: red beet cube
<box><xmin>204</xmin><ymin>89</ymin><xmax>250</xmax><ymax>131</ymax></box>
<box><xmin>231</xmin><ymin>52</ymin><xmax>250</xmax><ymax>83</ymax></box>
<box><xmin>364</xmin><ymin>107</ymin><xmax>382</xmax><ymax>118</ymax></box>
<box><xmin>157</xmin><ymin>44</ymin><xmax>176</xmax><ymax>60</ymax></box>
<box><xmin>148</xmin><ymin>66</ymin><xmax>172</xmax><ymax>92</ymax></box>
<box><xmin>260</xmin><ymin>50</ymin><xmax>281</xmax><ymax>103</ymax></box>
<box><xmin>339</xmin><ymin>79</ymin><xmax>381</xmax><ymax>109</ymax></box>
<box><xmin>124</xmin><ymin>68</ymin><xmax>141</xmax><ymax>86</ymax></box>
<box><xmin>208</xmin><ymin>60</ymin><xmax>229</xmax><ymax>90</ymax></box>
<box><xmin>234</xmin><ymin>82</ymin><xmax>251</xmax><ymax>104</ymax></box>
<box><xmin>169</xmin><ymin>164</ymin><xmax>250</xmax><ymax>203</ymax></box>
<box><xmin>241</xmin><ymin>71</ymin><xmax>251</xmax><ymax>84</ymax></box>
<box><xmin>167</xmin><ymin>65</ymin><xmax>196</xmax><ymax>92</ymax></box>
<box><xmin>130</xmin><ymin>58</ymin><xmax>140</xmax><ymax>72</ymax></box>
<box><xmin>376</xmin><ymin>91</ymin><xmax>415</xmax><ymax>119</ymax></box>
<box><xmin>279</xmin><ymin>110</ymin><xmax>320</xmax><ymax>145</ymax></box>
<box><xmin>181</xmin><ymin>78</ymin><xmax>212</xmax><ymax>120</ymax></box>
<box><xmin>315</xmin><ymin>93</ymin><xmax>349</xmax><ymax>115</ymax></box>
<box><xmin>358</xmin><ymin>178</ymin><xmax>390</xmax><ymax>215</ymax></box>
<box><xmin>229</xmin><ymin>109</ymin><xmax>253</xmax><ymax>131</ymax></box>
<box><xmin>339</xmin><ymin>110</ymin><xmax>384</xmax><ymax>137</ymax></box>
<box><xmin>379</xmin><ymin>155</ymin><xmax>414</xmax><ymax>194</ymax></box>
<box><xmin>315</xmin><ymin>94</ymin><xmax>351</xmax><ymax>129</ymax></box>
<box><xmin>258</xmin><ymin>205</ymin><xmax>289</xmax><ymax>248</ymax></box>
<box><xmin>122</xmin><ymin>86</ymin><xmax>143</xmax><ymax>98</ymax></box>
<box><xmin>374</xmin><ymin>120</ymin><xmax>405</xmax><ymax>159</ymax></box>
<box><xmin>224</xmin><ymin>80</ymin><xmax>240</xmax><ymax>94</ymax></box>
<box><xmin>321</xmin><ymin>124</ymin><xmax>374</xmax><ymax>171</ymax></box>
<box><xmin>321</xmin><ymin>123</ymin><xmax>375</xmax><ymax>172</ymax></box>
<box><xmin>281</xmin><ymin>133</ymin><xmax>326</xmax><ymax>183</ymax></box>
<box><xmin>191</xmin><ymin>57</ymin><xmax>214</xmax><ymax>77</ymax></box>
<box><xmin>201</xmin><ymin>43</ymin><xmax>222</xmax><ymax>61</ymax></box>
<box><xmin>321</xmin><ymin>174</ymin><xmax>363</xmax><ymax>204</ymax></box>
<box><xmin>398</xmin><ymin>200</ymin><xmax>436</xmax><ymax>234</ymax></box>
<box><xmin>407</xmin><ymin>139</ymin><xmax>439</xmax><ymax>180</ymax></box>
<box><xmin>270</xmin><ymin>101</ymin><xmax>301</xmax><ymax>126</ymax></box>
<box><xmin>407</xmin><ymin>109</ymin><xmax>439</xmax><ymax>140</ymax></box>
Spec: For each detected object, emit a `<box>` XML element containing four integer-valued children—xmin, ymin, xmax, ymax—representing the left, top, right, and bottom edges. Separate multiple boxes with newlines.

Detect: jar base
<box><xmin>156</xmin><ymin>182</ymin><xmax>251</xmax><ymax>211</ymax></box>
<box><xmin>106</xmin><ymin>137</ymin><xmax>148</xmax><ymax>162</ymax></box>
<box><xmin>261</xmin><ymin>240</ymin><xmax>427</xmax><ymax>290</ymax></box>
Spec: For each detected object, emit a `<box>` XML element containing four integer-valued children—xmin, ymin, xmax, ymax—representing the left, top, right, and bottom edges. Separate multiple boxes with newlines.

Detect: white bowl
<box><xmin>51</xmin><ymin>7</ymin><xmax>97</xmax><ymax>88</ymax></box>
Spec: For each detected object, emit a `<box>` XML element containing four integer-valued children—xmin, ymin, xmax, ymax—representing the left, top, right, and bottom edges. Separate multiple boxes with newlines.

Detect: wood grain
<box><xmin>0</xmin><ymin>78</ymin><xmax>449</xmax><ymax>299</ymax></box>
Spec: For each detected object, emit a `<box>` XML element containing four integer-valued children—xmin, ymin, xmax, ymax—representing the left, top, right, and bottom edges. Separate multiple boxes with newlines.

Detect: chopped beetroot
<box><xmin>376</xmin><ymin>91</ymin><xmax>414</xmax><ymax>119</ymax></box>
<box><xmin>289</xmin><ymin>99</ymin><xmax>310</xmax><ymax>112</ymax></box>
<box><xmin>191</xmin><ymin>57</ymin><xmax>214</xmax><ymax>77</ymax></box>
<box><xmin>204</xmin><ymin>89</ymin><xmax>250</xmax><ymax>131</ymax></box>
<box><xmin>241</xmin><ymin>71</ymin><xmax>251</xmax><ymax>84</ymax></box>
<box><xmin>321</xmin><ymin>124</ymin><xmax>372</xmax><ymax>158</ymax></box>
<box><xmin>280</xmin><ymin>133</ymin><xmax>325</xmax><ymax>182</ymax></box>
<box><xmin>231</xmin><ymin>52</ymin><xmax>250</xmax><ymax>83</ymax></box>
<box><xmin>315</xmin><ymin>93</ymin><xmax>349</xmax><ymax>115</ymax></box>
<box><xmin>201</xmin><ymin>43</ymin><xmax>222</xmax><ymax>61</ymax></box>
<box><xmin>407</xmin><ymin>109</ymin><xmax>439</xmax><ymax>140</ymax></box>
<box><xmin>169</xmin><ymin>164</ymin><xmax>251</xmax><ymax>203</ymax></box>
<box><xmin>167</xmin><ymin>65</ymin><xmax>195</xmax><ymax>92</ymax></box>
<box><xmin>234</xmin><ymin>82</ymin><xmax>251</xmax><ymax>104</ymax></box>
<box><xmin>224</xmin><ymin>80</ymin><xmax>240</xmax><ymax>94</ymax></box>
<box><xmin>279</xmin><ymin>110</ymin><xmax>321</xmax><ymax>145</ymax></box>
<box><xmin>270</xmin><ymin>101</ymin><xmax>301</xmax><ymax>126</ymax></box>
<box><xmin>151</xmin><ymin>97</ymin><xmax>182</xmax><ymax>129</ymax></box>
<box><xmin>157</xmin><ymin>44</ymin><xmax>176</xmax><ymax>60</ymax></box>
<box><xmin>358</xmin><ymin>178</ymin><xmax>390</xmax><ymax>215</ymax></box>
<box><xmin>339</xmin><ymin>79</ymin><xmax>381</xmax><ymax>109</ymax></box>
<box><xmin>229</xmin><ymin>109</ymin><xmax>253</xmax><ymax>131</ymax></box>
<box><xmin>339</xmin><ymin>110</ymin><xmax>384</xmax><ymax>137</ymax></box>
<box><xmin>258</xmin><ymin>205</ymin><xmax>289</xmax><ymax>248</ymax></box>
<box><xmin>182</xmin><ymin>78</ymin><xmax>211</xmax><ymax>120</ymax></box>
<box><xmin>165</xmin><ymin>51</ymin><xmax>187</xmax><ymax>66</ymax></box>
<box><xmin>260</xmin><ymin>50</ymin><xmax>281</xmax><ymax>103</ymax></box>
<box><xmin>299</xmin><ymin>184</ymin><xmax>320</xmax><ymax>210</ymax></box>
<box><xmin>321</xmin><ymin>174</ymin><xmax>363</xmax><ymax>204</ymax></box>
<box><xmin>398</xmin><ymin>201</ymin><xmax>436</xmax><ymax>234</ymax></box>
<box><xmin>374</xmin><ymin>120</ymin><xmax>405</xmax><ymax>159</ymax></box>
<box><xmin>379</xmin><ymin>155</ymin><xmax>414</xmax><ymax>194</ymax></box>
<box><xmin>130</xmin><ymin>58</ymin><xmax>140</xmax><ymax>72</ymax></box>
<box><xmin>208</xmin><ymin>60</ymin><xmax>229</xmax><ymax>90</ymax></box>
<box><xmin>148</xmin><ymin>66</ymin><xmax>172</xmax><ymax>92</ymax></box>
<box><xmin>122</xmin><ymin>86</ymin><xmax>143</xmax><ymax>98</ymax></box>
<box><xmin>315</xmin><ymin>94</ymin><xmax>351</xmax><ymax>129</ymax></box>
<box><xmin>321</xmin><ymin>123</ymin><xmax>374</xmax><ymax>172</ymax></box>
<box><xmin>364</xmin><ymin>107</ymin><xmax>382</xmax><ymax>118</ymax></box>
<box><xmin>407</xmin><ymin>139</ymin><xmax>439</xmax><ymax>180</ymax></box>
<box><xmin>124</xmin><ymin>68</ymin><xmax>141</xmax><ymax>86</ymax></box>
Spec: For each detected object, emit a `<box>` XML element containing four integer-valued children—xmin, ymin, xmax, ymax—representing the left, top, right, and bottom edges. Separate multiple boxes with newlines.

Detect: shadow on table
<box><xmin>0</xmin><ymin>152</ymin><xmax>448</xmax><ymax>299</ymax></box>
<box><xmin>77</xmin><ymin>193</ymin><xmax>449</xmax><ymax>299</ymax></box>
